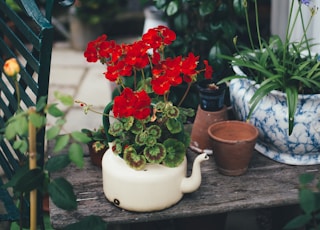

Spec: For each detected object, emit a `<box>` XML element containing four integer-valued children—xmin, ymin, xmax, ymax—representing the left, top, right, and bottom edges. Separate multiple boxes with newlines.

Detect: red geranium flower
<box><xmin>113</xmin><ymin>88</ymin><xmax>151</xmax><ymax>120</ymax></box>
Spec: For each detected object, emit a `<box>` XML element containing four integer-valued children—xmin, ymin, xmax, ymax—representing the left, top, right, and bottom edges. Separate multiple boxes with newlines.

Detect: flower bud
<box><xmin>3</xmin><ymin>58</ymin><xmax>20</xmax><ymax>77</ymax></box>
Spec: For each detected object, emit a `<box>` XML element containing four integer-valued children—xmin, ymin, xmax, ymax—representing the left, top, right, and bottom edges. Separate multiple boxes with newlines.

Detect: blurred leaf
<box><xmin>283</xmin><ymin>214</ymin><xmax>312</xmax><ymax>229</ymax></box>
<box><xmin>299</xmin><ymin>173</ymin><xmax>315</xmax><ymax>185</ymax></box>
<box><xmin>15</xmin><ymin>168</ymin><xmax>44</xmax><ymax>192</ymax></box>
<box><xmin>71</xmin><ymin>131</ymin><xmax>92</xmax><ymax>143</ymax></box>
<box><xmin>47</xmin><ymin>104</ymin><xmax>64</xmax><ymax>117</ymax></box>
<box><xmin>13</xmin><ymin>139</ymin><xmax>28</xmax><ymax>153</ymax></box>
<box><xmin>300</xmin><ymin>188</ymin><xmax>316</xmax><ymax>214</ymax></box>
<box><xmin>45</xmin><ymin>154</ymin><xmax>71</xmax><ymax>173</ymax></box>
<box><xmin>54</xmin><ymin>91</ymin><xmax>74</xmax><ymax>106</ymax></box>
<box><xmin>46</xmin><ymin>126</ymin><xmax>61</xmax><ymax>140</ymax></box>
<box><xmin>199</xmin><ymin>1</ymin><xmax>215</xmax><ymax>16</ymax></box>
<box><xmin>68</xmin><ymin>143</ymin><xmax>84</xmax><ymax>168</ymax></box>
<box><xmin>48</xmin><ymin>177</ymin><xmax>77</xmax><ymax>210</ymax></box>
<box><xmin>54</xmin><ymin>135</ymin><xmax>70</xmax><ymax>152</ymax></box>
<box><xmin>2</xmin><ymin>165</ymin><xmax>28</xmax><ymax>189</ymax></box>
<box><xmin>36</xmin><ymin>96</ymin><xmax>48</xmax><ymax>112</ymax></box>
<box><xmin>29</xmin><ymin>112</ymin><xmax>46</xmax><ymax>128</ymax></box>
<box><xmin>166</xmin><ymin>1</ymin><xmax>178</xmax><ymax>16</ymax></box>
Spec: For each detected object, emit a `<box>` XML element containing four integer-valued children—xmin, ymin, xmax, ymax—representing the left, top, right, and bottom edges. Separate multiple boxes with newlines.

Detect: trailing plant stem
<box><xmin>177</xmin><ymin>82</ymin><xmax>192</xmax><ymax>107</ymax></box>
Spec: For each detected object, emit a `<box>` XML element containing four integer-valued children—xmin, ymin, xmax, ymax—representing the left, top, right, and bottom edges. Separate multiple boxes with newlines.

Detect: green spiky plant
<box><xmin>219</xmin><ymin>0</ymin><xmax>320</xmax><ymax>135</ymax></box>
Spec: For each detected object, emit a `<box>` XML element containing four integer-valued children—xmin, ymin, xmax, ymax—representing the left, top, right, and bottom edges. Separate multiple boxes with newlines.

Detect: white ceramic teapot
<box><xmin>102</xmin><ymin>144</ymin><xmax>209</xmax><ymax>212</ymax></box>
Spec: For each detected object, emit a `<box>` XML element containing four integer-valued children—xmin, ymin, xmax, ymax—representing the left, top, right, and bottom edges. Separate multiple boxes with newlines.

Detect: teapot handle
<box><xmin>102</xmin><ymin>101</ymin><xmax>115</xmax><ymax>143</ymax></box>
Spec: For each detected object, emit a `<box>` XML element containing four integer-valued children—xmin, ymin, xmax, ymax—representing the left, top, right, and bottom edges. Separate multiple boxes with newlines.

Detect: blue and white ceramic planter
<box><xmin>229</xmin><ymin>78</ymin><xmax>320</xmax><ymax>165</ymax></box>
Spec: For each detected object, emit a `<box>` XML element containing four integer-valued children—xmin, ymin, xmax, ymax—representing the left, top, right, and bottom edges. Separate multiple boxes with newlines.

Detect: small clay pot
<box><xmin>88</xmin><ymin>143</ymin><xmax>108</xmax><ymax>168</ymax></box>
<box><xmin>190</xmin><ymin>105</ymin><xmax>228</xmax><ymax>154</ymax></box>
<box><xmin>208</xmin><ymin>120</ymin><xmax>258</xmax><ymax>176</ymax></box>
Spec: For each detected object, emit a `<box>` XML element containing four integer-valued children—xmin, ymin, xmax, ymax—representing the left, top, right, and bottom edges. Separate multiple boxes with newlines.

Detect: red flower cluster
<box><xmin>113</xmin><ymin>88</ymin><xmax>151</xmax><ymax>120</ymax></box>
<box><xmin>84</xmin><ymin>26</ymin><xmax>213</xmax><ymax>94</ymax></box>
<box><xmin>84</xmin><ymin>26</ymin><xmax>213</xmax><ymax>119</ymax></box>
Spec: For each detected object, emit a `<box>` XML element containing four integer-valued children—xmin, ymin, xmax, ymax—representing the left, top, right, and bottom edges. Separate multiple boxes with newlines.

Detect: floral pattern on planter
<box><xmin>229</xmin><ymin>78</ymin><xmax>320</xmax><ymax>165</ymax></box>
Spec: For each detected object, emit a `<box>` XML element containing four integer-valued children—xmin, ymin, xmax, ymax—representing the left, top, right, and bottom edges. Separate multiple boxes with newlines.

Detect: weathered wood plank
<box><xmin>49</xmin><ymin>146</ymin><xmax>319</xmax><ymax>229</ymax></box>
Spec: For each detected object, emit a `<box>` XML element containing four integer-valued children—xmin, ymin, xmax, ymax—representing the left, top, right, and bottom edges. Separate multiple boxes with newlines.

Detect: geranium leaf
<box><xmin>123</xmin><ymin>146</ymin><xmax>146</xmax><ymax>170</ymax></box>
<box><xmin>166</xmin><ymin>118</ymin><xmax>182</xmax><ymax>134</ymax></box>
<box><xmin>144</xmin><ymin>143</ymin><xmax>166</xmax><ymax>164</ymax></box>
<box><xmin>48</xmin><ymin>177</ymin><xmax>77</xmax><ymax>210</ymax></box>
<box><xmin>163</xmin><ymin>139</ymin><xmax>185</xmax><ymax>167</ymax></box>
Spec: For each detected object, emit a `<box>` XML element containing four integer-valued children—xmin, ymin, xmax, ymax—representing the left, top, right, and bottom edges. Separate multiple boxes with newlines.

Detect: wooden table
<box><xmin>49</xmin><ymin>148</ymin><xmax>320</xmax><ymax>229</ymax></box>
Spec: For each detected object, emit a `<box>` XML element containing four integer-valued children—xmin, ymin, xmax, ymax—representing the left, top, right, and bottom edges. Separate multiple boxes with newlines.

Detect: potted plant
<box><xmin>219</xmin><ymin>0</ymin><xmax>320</xmax><ymax>165</ymax></box>
<box><xmin>81</xmin><ymin>26</ymin><xmax>212</xmax><ymax>212</ymax></box>
<box><xmin>81</xmin><ymin>126</ymin><xmax>108</xmax><ymax>167</ymax></box>
<box><xmin>1</xmin><ymin>58</ymin><xmax>107</xmax><ymax>229</ymax></box>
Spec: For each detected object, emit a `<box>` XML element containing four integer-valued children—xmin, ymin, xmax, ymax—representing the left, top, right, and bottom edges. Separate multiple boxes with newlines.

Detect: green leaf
<box><xmin>283</xmin><ymin>214</ymin><xmax>312</xmax><ymax>229</ymax></box>
<box><xmin>166</xmin><ymin>1</ymin><xmax>178</xmax><ymax>16</ymax></box>
<box><xmin>15</xmin><ymin>168</ymin><xmax>44</xmax><ymax>192</ymax></box>
<box><xmin>163</xmin><ymin>139</ymin><xmax>185</xmax><ymax>167</ymax></box>
<box><xmin>46</xmin><ymin>126</ymin><xmax>61</xmax><ymax>140</ymax></box>
<box><xmin>29</xmin><ymin>112</ymin><xmax>46</xmax><ymax>128</ymax></box>
<box><xmin>299</xmin><ymin>188</ymin><xmax>316</xmax><ymax>214</ymax></box>
<box><xmin>144</xmin><ymin>143</ymin><xmax>166</xmax><ymax>164</ymax></box>
<box><xmin>71</xmin><ymin>131</ymin><xmax>92</xmax><ymax>143</ymax></box>
<box><xmin>54</xmin><ymin>91</ymin><xmax>74</xmax><ymax>106</ymax></box>
<box><xmin>63</xmin><ymin>215</ymin><xmax>107</xmax><ymax>230</ymax></box>
<box><xmin>166</xmin><ymin>118</ymin><xmax>182</xmax><ymax>134</ymax></box>
<box><xmin>68</xmin><ymin>143</ymin><xmax>84</xmax><ymax>168</ymax></box>
<box><xmin>299</xmin><ymin>173</ymin><xmax>315</xmax><ymax>185</ymax></box>
<box><xmin>285</xmin><ymin>86</ymin><xmax>298</xmax><ymax>135</ymax></box>
<box><xmin>4</xmin><ymin>122</ymin><xmax>17</xmax><ymax>140</ymax></box>
<box><xmin>48</xmin><ymin>177</ymin><xmax>77</xmax><ymax>210</ymax></box>
<box><xmin>199</xmin><ymin>1</ymin><xmax>215</xmax><ymax>16</ymax></box>
<box><xmin>47</xmin><ymin>104</ymin><xmax>64</xmax><ymax>117</ymax></box>
<box><xmin>2</xmin><ymin>165</ymin><xmax>28</xmax><ymax>189</ymax></box>
<box><xmin>36</xmin><ymin>96</ymin><xmax>48</xmax><ymax>112</ymax></box>
<box><xmin>13</xmin><ymin>139</ymin><xmax>28</xmax><ymax>153</ymax></box>
<box><xmin>53</xmin><ymin>135</ymin><xmax>70</xmax><ymax>152</ymax></box>
<box><xmin>45</xmin><ymin>154</ymin><xmax>71</xmax><ymax>173</ymax></box>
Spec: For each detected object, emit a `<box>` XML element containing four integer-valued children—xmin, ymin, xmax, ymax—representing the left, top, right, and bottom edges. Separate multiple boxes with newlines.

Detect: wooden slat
<box><xmin>49</xmin><ymin>144</ymin><xmax>320</xmax><ymax>229</ymax></box>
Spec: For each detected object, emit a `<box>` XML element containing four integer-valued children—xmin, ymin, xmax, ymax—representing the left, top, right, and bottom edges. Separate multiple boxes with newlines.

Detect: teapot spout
<box><xmin>181</xmin><ymin>153</ymin><xmax>209</xmax><ymax>193</ymax></box>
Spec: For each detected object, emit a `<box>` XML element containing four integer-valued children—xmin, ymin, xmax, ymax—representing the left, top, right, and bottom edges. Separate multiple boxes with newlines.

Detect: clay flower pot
<box><xmin>190</xmin><ymin>80</ymin><xmax>228</xmax><ymax>153</ymax></box>
<box><xmin>208</xmin><ymin>120</ymin><xmax>259</xmax><ymax>176</ymax></box>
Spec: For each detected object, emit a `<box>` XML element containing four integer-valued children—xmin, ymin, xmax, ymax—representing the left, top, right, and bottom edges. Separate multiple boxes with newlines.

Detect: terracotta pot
<box><xmin>190</xmin><ymin>105</ymin><xmax>228</xmax><ymax>154</ymax></box>
<box><xmin>208</xmin><ymin>120</ymin><xmax>258</xmax><ymax>176</ymax></box>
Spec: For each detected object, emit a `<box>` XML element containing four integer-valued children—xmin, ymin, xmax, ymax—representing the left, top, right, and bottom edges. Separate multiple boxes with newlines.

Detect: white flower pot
<box><xmin>102</xmin><ymin>144</ymin><xmax>209</xmax><ymax>212</ymax></box>
<box><xmin>229</xmin><ymin>77</ymin><xmax>320</xmax><ymax>165</ymax></box>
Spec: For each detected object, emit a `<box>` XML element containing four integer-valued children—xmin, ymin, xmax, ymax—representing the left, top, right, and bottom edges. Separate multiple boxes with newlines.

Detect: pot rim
<box><xmin>207</xmin><ymin>120</ymin><xmax>259</xmax><ymax>143</ymax></box>
<box><xmin>232</xmin><ymin>67</ymin><xmax>320</xmax><ymax>99</ymax></box>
